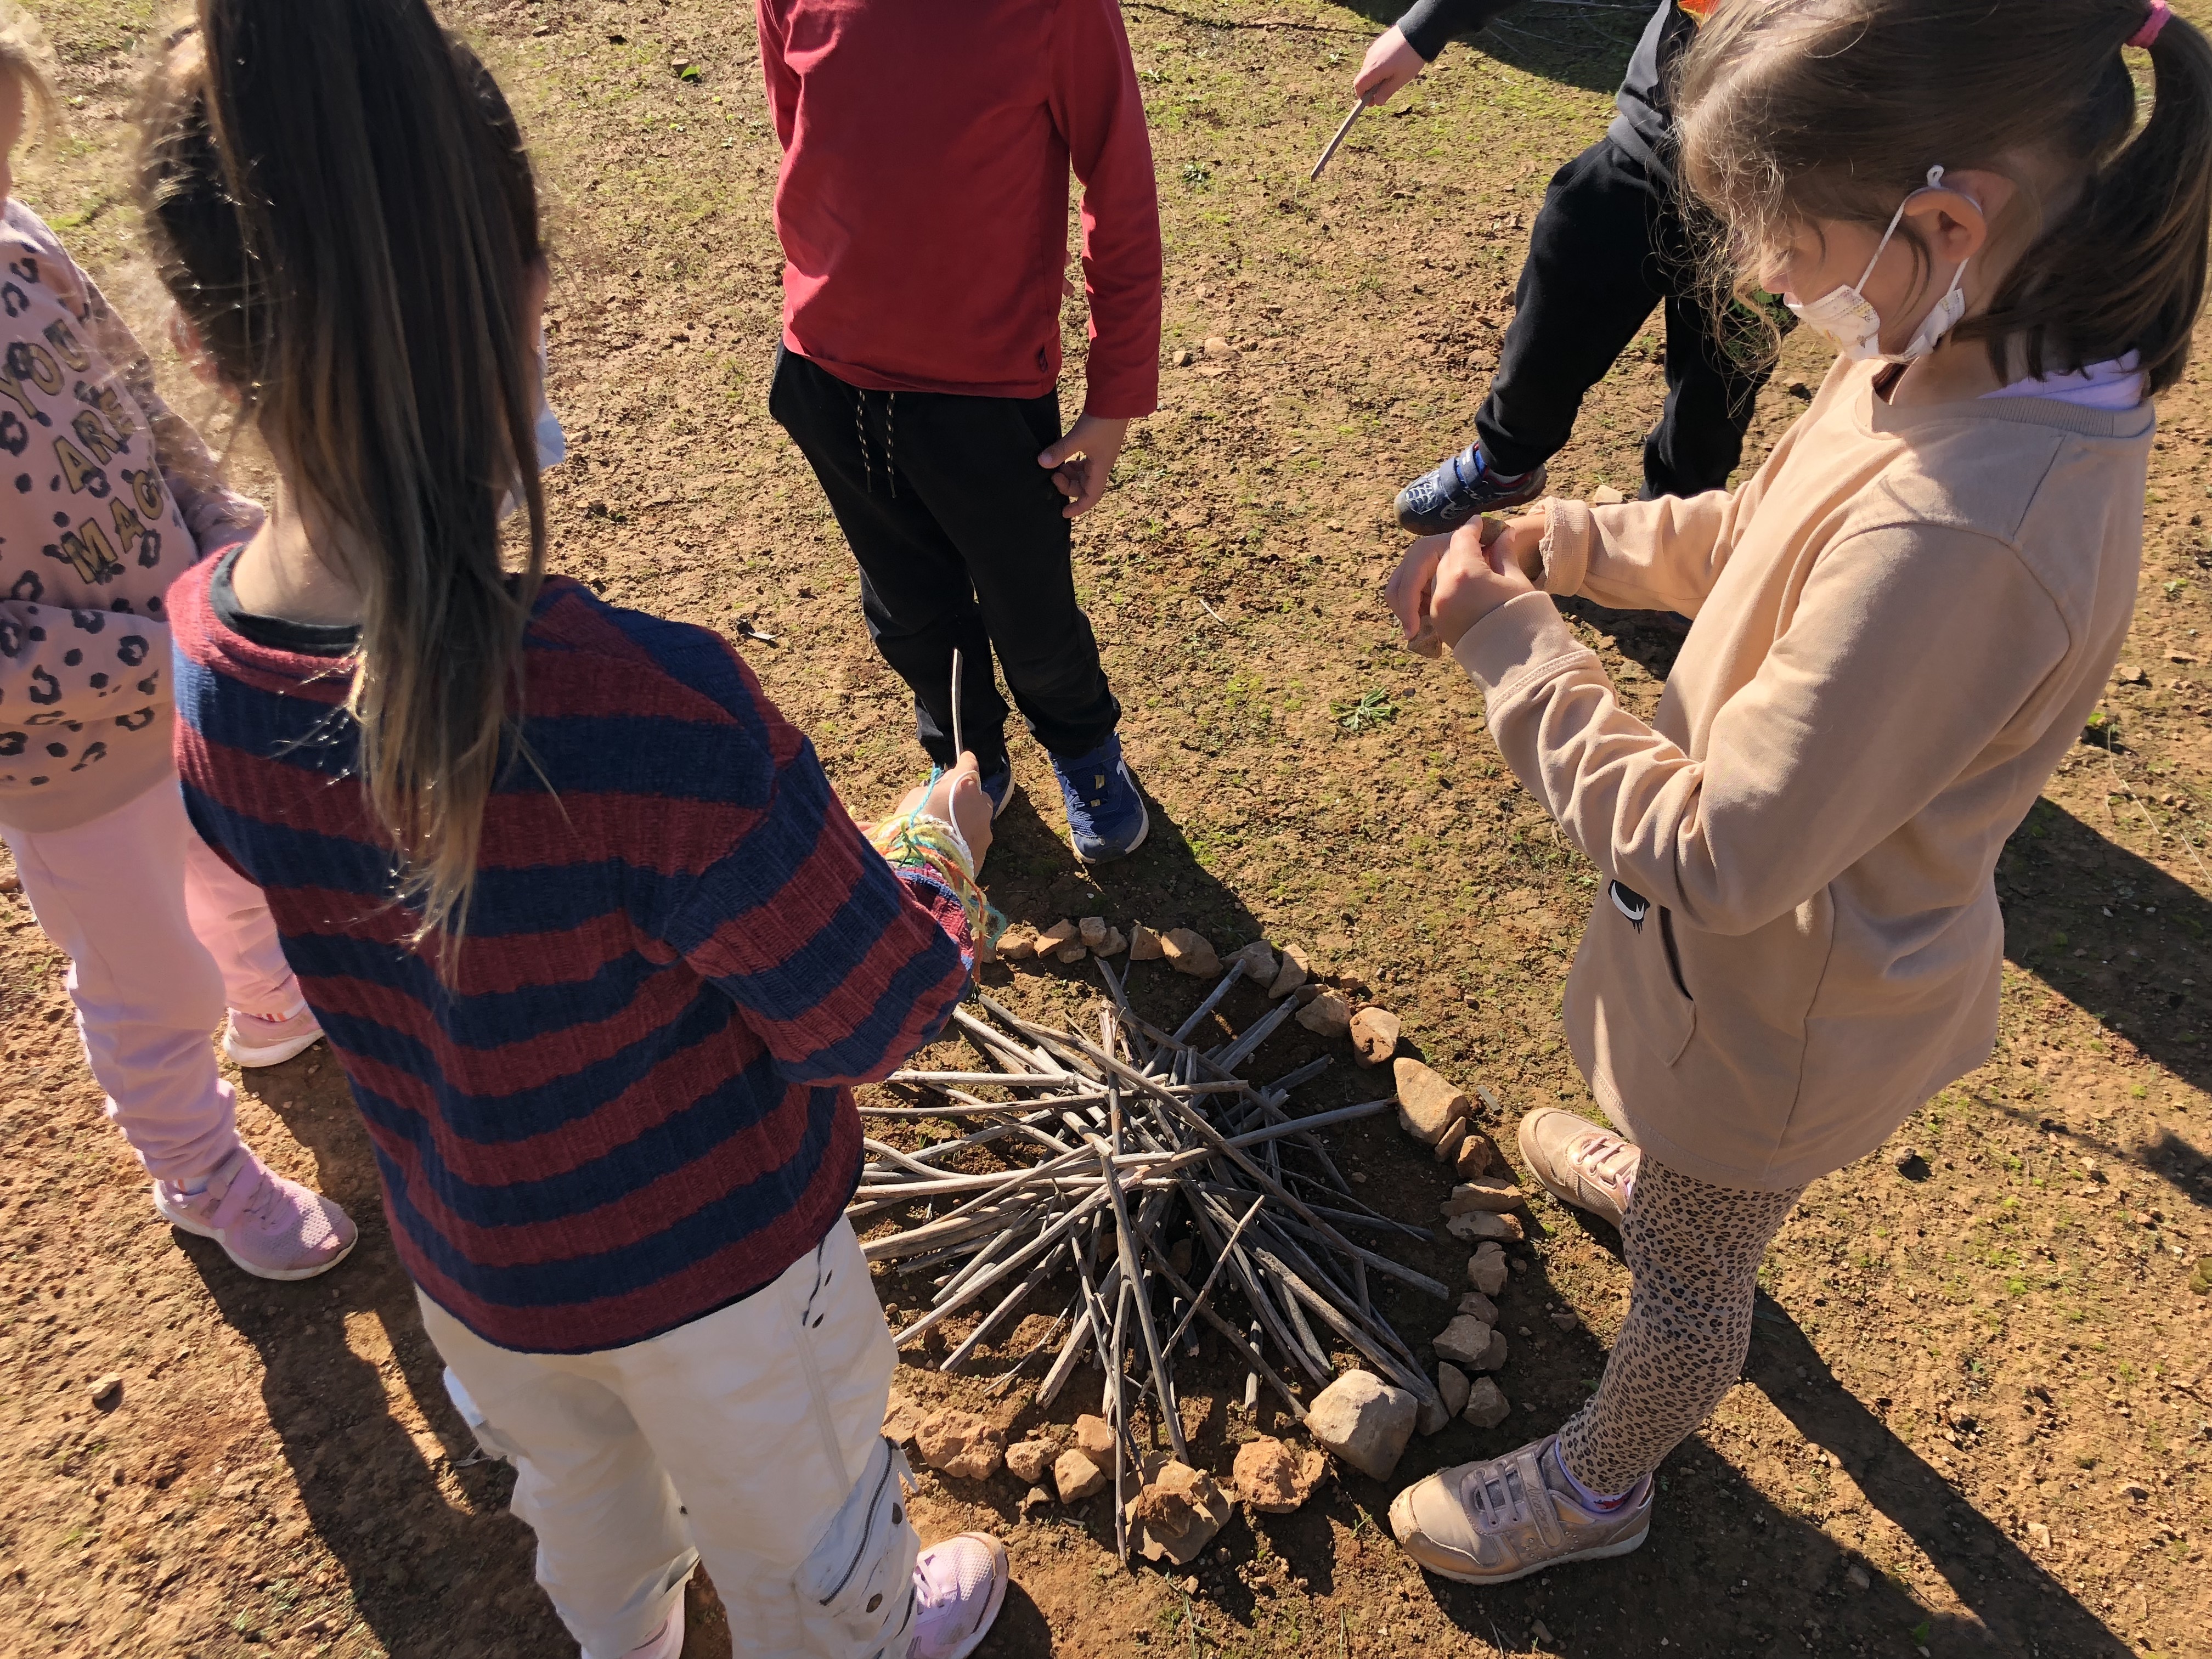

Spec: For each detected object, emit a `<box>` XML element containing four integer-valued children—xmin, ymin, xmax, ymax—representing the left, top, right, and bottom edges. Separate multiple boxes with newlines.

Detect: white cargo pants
<box><xmin>419</xmin><ymin>1218</ymin><xmax>920</xmax><ymax>1659</ymax></box>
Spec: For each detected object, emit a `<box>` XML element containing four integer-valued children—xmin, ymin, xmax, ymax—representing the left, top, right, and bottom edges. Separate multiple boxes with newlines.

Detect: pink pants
<box><xmin>3</xmin><ymin>776</ymin><xmax>301</xmax><ymax>1184</ymax></box>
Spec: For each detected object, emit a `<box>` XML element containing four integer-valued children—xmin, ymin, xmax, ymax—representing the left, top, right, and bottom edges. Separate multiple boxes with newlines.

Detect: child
<box><xmin>1383</xmin><ymin>0</ymin><xmax>2207</xmax><ymax>1583</ymax></box>
<box><xmin>1351</xmin><ymin>0</ymin><xmax>1776</xmax><ymax>526</ymax></box>
<box><xmin>757</xmin><ymin>0</ymin><xmax>1163</xmax><ymax>863</ymax></box>
<box><xmin>0</xmin><ymin>5</ymin><xmax>353</xmax><ymax>1280</ymax></box>
<box><xmin>144</xmin><ymin>4</ymin><xmax>1011</xmax><ymax>1656</ymax></box>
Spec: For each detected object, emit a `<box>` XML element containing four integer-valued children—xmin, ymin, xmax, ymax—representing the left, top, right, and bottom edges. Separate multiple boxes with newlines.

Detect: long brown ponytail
<box><xmin>1676</xmin><ymin>0</ymin><xmax>2212</xmax><ymax>396</ymax></box>
<box><xmin>138</xmin><ymin>0</ymin><xmax>546</xmax><ymax>940</ymax></box>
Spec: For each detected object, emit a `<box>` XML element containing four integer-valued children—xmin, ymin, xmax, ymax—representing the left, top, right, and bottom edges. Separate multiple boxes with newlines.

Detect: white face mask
<box><xmin>1787</xmin><ymin>165</ymin><xmax>1974</xmax><ymax>365</ymax></box>
<box><xmin>498</xmin><ymin>334</ymin><xmax>567</xmax><ymax>520</ymax></box>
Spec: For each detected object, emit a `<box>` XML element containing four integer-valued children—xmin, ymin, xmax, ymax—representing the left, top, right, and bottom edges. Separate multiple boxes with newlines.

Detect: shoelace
<box><xmin>1567</xmin><ymin>1131</ymin><xmax>1639</xmax><ymax>1203</ymax></box>
<box><xmin>1463</xmin><ymin>1459</ymin><xmax>1536</xmax><ymax>1533</ymax></box>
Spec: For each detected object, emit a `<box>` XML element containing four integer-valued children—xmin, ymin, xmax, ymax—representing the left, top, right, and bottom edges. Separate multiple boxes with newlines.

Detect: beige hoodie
<box><xmin>1452</xmin><ymin>356</ymin><xmax>2148</xmax><ymax>1190</ymax></box>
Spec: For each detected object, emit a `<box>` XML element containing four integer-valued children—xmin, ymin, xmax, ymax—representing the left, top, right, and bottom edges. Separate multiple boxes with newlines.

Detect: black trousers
<box><xmin>1476</xmin><ymin>134</ymin><xmax>1782</xmax><ymax>499</ymax></box>
<box><xmin>769</xmin><ymin>346</ymin><xmax>1119</xmax><ymax>772</ymax></box>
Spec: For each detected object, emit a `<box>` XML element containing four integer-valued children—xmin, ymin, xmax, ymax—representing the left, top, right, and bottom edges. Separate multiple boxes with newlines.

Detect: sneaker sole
<box><xmin>1389</xmin><ymin>1487</ymin><xmax>1650</xmax><ymax>1584</ymax></box>
<box><xmin>223</xmin><ymin>1028</ymin><xmax>325</xmax><ymax>1069</ymax></box>
<box><xmin>1073</xmin><ymin>794</ymin><xmax>1149</xmax><ymax>865</ymax></box>
<box><xmin>1515</xmin><ymin>1109</ymin><xmax>1627</xmax><ymax>1229</ymax></box>
<box><xmin>931</xmin><ymin>1534</ymin><xmax>1011</xmax><ymax>1659</ymax></box>
<box><xmin>152</xmin><ymin>1185</ymin><xmax>358</xmax><ymax>1282</ymax></box>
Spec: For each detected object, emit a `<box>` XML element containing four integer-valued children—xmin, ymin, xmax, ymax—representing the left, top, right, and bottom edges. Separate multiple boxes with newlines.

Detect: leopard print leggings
<box><xmin>1555</xmin><ymin>1158</ymin><xmax>1805</xmax><ymax>1497</ymax></box>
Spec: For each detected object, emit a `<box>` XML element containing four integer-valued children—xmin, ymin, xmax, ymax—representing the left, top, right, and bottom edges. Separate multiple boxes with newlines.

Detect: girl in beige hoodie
<box><xmin>1384</xmin><ymin>0</ymin><xmax>2212</xmax><ymax>1587</ymax></box>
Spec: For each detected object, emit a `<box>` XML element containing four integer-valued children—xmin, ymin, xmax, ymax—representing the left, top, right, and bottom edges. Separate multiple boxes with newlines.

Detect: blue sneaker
<box><xmin>1049</xmin><ymin>735</ymin><xmax>1148</xmax><ymax>864</ymax></box>
<box><xmin>1393</xmin><ymin>445</ymin><xmax>1547</xmax><ymax>535</ymax></box>
<box><xmin>926</xmin><ymin>757</ymin><xmax>1016</xmax><ymax>820</ymax></box>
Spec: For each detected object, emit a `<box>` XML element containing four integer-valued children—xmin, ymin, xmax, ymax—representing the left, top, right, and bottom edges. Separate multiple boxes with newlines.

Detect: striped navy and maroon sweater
<box><xmin>169</xmin><ymin>555</ymin><xmax>971</xmax><ymax>1352</ymax></box>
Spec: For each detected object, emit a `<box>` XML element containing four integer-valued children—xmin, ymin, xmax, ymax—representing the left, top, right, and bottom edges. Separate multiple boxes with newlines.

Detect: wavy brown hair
<box><xmin>137</xmin><ymin>0</ymin><xmax>546</xmax><ymax>941</ymax></box>
<box><xmin>1675</xmin><ymin>0</ymin><xmax>2212</xmax><ymax>395</ymax></box>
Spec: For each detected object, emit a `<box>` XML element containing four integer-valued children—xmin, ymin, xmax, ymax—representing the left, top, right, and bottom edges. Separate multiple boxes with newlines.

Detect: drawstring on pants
<box><xmin>853</xmin><ymin>386</ymin><xmax>899</xmax><ymax>498</ymax></box>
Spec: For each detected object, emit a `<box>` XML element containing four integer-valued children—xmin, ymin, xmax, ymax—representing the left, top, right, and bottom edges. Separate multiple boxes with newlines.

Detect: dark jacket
<box><xmin>1393</xmin><ymin>0</ymin><xmax>1695</xmax><ymax>177</ymax></box>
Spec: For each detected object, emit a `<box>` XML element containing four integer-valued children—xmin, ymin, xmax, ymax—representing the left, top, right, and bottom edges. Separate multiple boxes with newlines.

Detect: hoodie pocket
<box><xmin>1606</xmin><ymin>881</ymin><xmax>1696</xmax><ymax>1068</ymax></box>
<box><xmin>794</xmin><ymin>1435</ymin><xmax>921</xmax><ymax>1659</ymax></box>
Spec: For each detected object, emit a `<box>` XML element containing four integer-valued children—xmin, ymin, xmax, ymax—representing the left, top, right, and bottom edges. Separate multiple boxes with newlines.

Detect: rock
<box><xmin>1416</xmin><ymin>1390</ymin><xmax>1452</xmax><ymax>1437</ymax></box>
<box><xmin>1446</xmin><ymin>1209</ymin><xmax>1525</xmax><ymax>1244</ymax></box>
<box><xmin>1470</xmin><ymin>1328</ymin><xmax>1510</xmax><ymax>1373</ymax></box>
<box><xmin>915</xmin><ymin>1409</ymin><xmax>1004</xmax><ymax>1480</ymax></box>
<box><xmin>1394</xmin><ymin>1058</ymin><xmax>1472</xmax><ymax>1145</ymax></box>
<box><xmin>996</xmin><ymin>926</ymin><xmax>1040</xmax><ymax>963</ymax></box>
<box><xmin>1054</xmin><ymin>942</ymin><xmax>1089</xmax><ymax>965</ymax></box>
<box><xmin>1435</xmin><ymin>1122</ymin><xmax>1469</xmax><ymax>1165</ymax></box>
<box><xmin>1129</xmin><ymin>923</ymin><xmax>1165</xmax><ymax>961</ymax></box>
<box><xmin>1306</xmin><ymin>1371</ymin><xmax>1418</xmax><ymax>1482</ymax></box>
<box><xmin>1454</xmin><ymin>1131</ymin><xmax>1500</xmax><ymax>1180</ymax></box>
<box><xmin>1296</xmin><ymin>990</ymin><xmax>1353</xmax><ymax>1037</ymax></box>
<box><xmin>1468</xmin><ymin>1242</ymin><xmax>1509</xmax><ymax>1295</ymax></box>
<box><xmin>1232</xmin><ymin>940</ymin><xmax>1277</xmax><ymax>984</ymax></box>
<box><xmin>1079</xmin><ymin>916</ymin><xmax>1109</xmax><ymax>949</ymax></box>
<box><xmin>1097</xmin><ymin>927</ymin><xmax>1128</xmax><ymax>957</ymax></box>
<box><xmin>1266</xmin><ymin>945</ymin><xmax>1311</xmax><ymax>999</ymax></box>
<box><xmin>1432</xmin><ymin>1316</ymin><xmax>1496</xmax><ymax>1371</ymax></box>
<box><xmin>1162</xmin><ymin>928</ymin><xmax>1220</xmax><ymax>977</ymax></box>
<box><xmin>1348</xmin><ymin>1006</ymin><xmax>1401</xmax><ymax>1068</ymax></box>
<box><xmin>2119</xmin><ymin>1479</ymin><xmax>2150</xmax><ymax>1502</ymax></box>
<box><xmin>1462</xmin><ymin>1376</ymin><xmax>1510</xmax><ymax>1429</ymax></box>
<box><xmin>1055</xmin><ymin>1448</ymin><xmax>1108</xmax><ymax>1503</ymax></box>
<box><xmin>1020</xmin><ymin>1485</ymin><xmax>1053</xmax><ymax>1517</ymax></box>
<box><xmin>1233</xmin><ymin>1437</ymin><xmax>1327</xmax><ymax>1513</ymax></box>
<box><xmin>1437</xmin><ymin>1362</ymin><xmax>1471</xmax><ymax>1420</ymax></box>
<box><xmin>1442</xmin><ymin>1176</ymin><xmax>1523</xmax><ymax>1215</ymax></box>
<box><xmin>1846</xmin><ymin>1563</ymin><xmax>1874</xmax><ymax>1589</ymax></box>
<box><xmin>1073</xmin><ymin>1414</ymin><xmax>1117</xmax><ymax>1460</ymax></box>
<box><xmin>1549</xmin><ymin>1309</ymin><xmax>1581</xmax><ymax>1333</ymax></box>
<box><xmin>1592</xmin><ymin>486</ymin><xmax>1626</xmax><ymax>505</ymax></box>
<box><xmin>1532</xmin><ymin>1619</ymin><xmax>1556</xmax><ymax>1646</ymax></box>
<box><xmin>1458</xmin><ymin>1291</ymin><xmax>1500</xmax><ymax>1325</ymax></box>
<box><xmin>2024</xmin><ymin>1523</ymin><xmax>2051</xmax><ymax>1556</ymax></box>
<box><xmin>1037</xmin><ymin>919</ymin><xmax>1080</xmax><ymax>956</ymax></box>
<box><xmin>1129</xmin><ymin>1461</ymin><xmax>1233</xmax><ymax>1565</ymax></box>
<box><xmin>88</xmin><ymin>1374</ymin><xmax>122</xmax><ymax>1407</ymax></box>
<box><xmin>883</xmin><ymin>1395</ymin><xmax>929</xmax><ymax>1446</ymax></box>
<box><xmin>1204</xmin><ymin>335</ymin><xmax>1232</xmax><ymax>358</ymax></box>
<box><xmin>1174</xmin><ymin>347</ymin><xmax>1195</xmax><ymax>368</ymax></box>
<box><xmin>1006</xmin><ymin>1440</ymin><xmax>1057</xmax><ymax>1485</ymax></box>
<box><xmin>2114</xmin><ymin>663</ymin><xmax>2149</xmax><ymax>686</ymax></box>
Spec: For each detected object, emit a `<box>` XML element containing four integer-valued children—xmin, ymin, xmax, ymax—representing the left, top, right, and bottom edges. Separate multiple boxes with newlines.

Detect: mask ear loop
<box><xmin>1854</xmin><ymin>164</ymin><xmax>1949</xmax><ymax>292</ymax></box>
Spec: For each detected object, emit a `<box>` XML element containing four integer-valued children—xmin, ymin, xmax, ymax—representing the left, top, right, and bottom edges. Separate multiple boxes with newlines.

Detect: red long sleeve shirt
<box><xmin>756</xmin><ymin>0</ymin><xmax>1163</xmax><ymax>418</ymax></box>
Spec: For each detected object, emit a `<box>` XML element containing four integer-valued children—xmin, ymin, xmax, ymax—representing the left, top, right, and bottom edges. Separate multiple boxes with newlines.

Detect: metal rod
<box><xmin>950</xmin><ymin>646</ymin><xmax>966</xmax><ymax>760</ymax></box>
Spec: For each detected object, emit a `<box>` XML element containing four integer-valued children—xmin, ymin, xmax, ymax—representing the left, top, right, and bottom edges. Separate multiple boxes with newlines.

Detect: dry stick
<box><xmin>1173</xmin><ymin>961</ymin><xmax>1248</xmax><ymax>1044</ymax></box>
<box><xmin>1121</xmin><ymin>1009</ymin><xmax>1350</xmax><ymax>1192</ymax></box>
<box><xmin>1212</xmin><ymin>995</ymin><xmax>1300</xmax><ymax>1073</ymax></box>
<box><xmin>1070</xmin><ymin>1030</ymin><xmax>1451</xmax><ymax>1301</ymax></box>
<box><xmin>1041</xmin><ymin>1224</ymin><xmax>1119</xmax><ymax>1407</ymax></box>
<box><xmin>1110</xmin><ymin>1277</ymin><xmax>1132</xmax><ymax>1565</ymax></box>
<box><xmin>1249</xmin><ymin>1207</ymin><xmax>1424</xmax><ymax>1374</ymax></box>
<box><xmin>1141</xmin><ymin>1246</ymin><xmax>1308</xmax><ymax>1423</ymax></box>
<box><xmin>1222</xmin><ymin>1097</ymin><xmax>1396</xmax><ymax>1147</ymax></box>
<box><xmin>1274</xmin><ymin>1265</ymin><xmax>1335</xmax><ymax>1376</ymax></box>
<box><xmin>1242</xmin><ymin>1320</ymin><xmax>1262</xmax><ymax>1413</ymax></box>
<box><xmin>889</xmin><ymin>1185</ymin><xmax>1108</xmax><ymax>1347</ymax></box>
<box><xmin>1254</xmin><ymin>1243</ymin><xmax>1440</xmax><ymax>1407</ymax></box>
<box><xmin>1160</xmin><ymin>1193</ymin><xmax>1265</xmax><ymax>1355</ymax></box>
<box><xmin>1095</xmin><ymin>1136</ymin><xmax>1188</xmax><ymax>1464</ymax></box>
<box><xmin>986</xmin><ymin>1299</ymin><xmax>1075</xmax><ymax>1397</ymax></box>
<box><xmin>940</xmin><ymin>1232</ymin><xmax>1070</xmax><ymax>1372</ymax></box>
<box><xmin>1181</xmin><ymin>1179</ymin><xmax>1330</xmax><ymax>1386</ymax></box>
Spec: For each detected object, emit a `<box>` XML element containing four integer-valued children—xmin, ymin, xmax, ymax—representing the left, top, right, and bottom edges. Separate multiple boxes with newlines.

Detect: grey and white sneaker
<box><xmin>1390</xmin><ymin>1433</ymin><xmax>1652</xmax><ymax>1585</ymax></box>
<box><xmin>1516</xmin><ymin>1107</ymin><xmax>1640</xmax><ymax>1229</ymax></box>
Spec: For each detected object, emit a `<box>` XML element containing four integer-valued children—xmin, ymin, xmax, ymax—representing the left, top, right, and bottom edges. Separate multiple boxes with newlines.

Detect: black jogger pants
<box><xmin>769</xmin><ymin>345</ymin><xmax>1120</xmax><ymax>774</ymax></box>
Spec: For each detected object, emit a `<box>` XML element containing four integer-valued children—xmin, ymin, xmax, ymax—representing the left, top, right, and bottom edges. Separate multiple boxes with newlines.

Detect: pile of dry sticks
<box><xmin>850</xmin><ymin>954</ymin><xmax>1452</xmax><ymax>1561</ymax></box>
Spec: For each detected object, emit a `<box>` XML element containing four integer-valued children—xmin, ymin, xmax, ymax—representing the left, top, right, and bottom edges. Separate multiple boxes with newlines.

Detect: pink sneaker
<box><xmin>223</xmin><ymin>1002</ymin><xmax>325</xmax><ymax>1069</ymax></box>
<box><xmin>153</xmin><ymin>1146</ymin><xmax>357</xmax><ymax>1280</ymax></box>
<box><xmin>908</xmin><ymin>1533</ymin><xmax>1009</xmax><ymax>1659</ymax></box>
<box><xmin>1516</xmin><ymin>1107</ymin><xmax>1640</xmax><ymax>1229</ymax></box>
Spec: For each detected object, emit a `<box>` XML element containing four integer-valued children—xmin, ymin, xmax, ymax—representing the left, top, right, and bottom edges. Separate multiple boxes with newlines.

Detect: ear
<box><xmin>1905</xmin><ymin>168</ymin><xmax>2017</xmax><ymax>265</ymax></box>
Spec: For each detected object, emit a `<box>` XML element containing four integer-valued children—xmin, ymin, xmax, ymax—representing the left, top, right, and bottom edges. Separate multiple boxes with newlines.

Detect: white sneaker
<box><xmin>909</xmin><ymin>1533</ymin><xmax>1009</xmax><ymax>1659</ymax></box>
<box><xmin>223</xmin><ymin>1003</ymin><xmax>324</xmax><ymax>1068</ymax></box>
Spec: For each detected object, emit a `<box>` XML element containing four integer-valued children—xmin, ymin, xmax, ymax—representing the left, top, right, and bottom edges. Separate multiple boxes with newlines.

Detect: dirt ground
<box><xmin>3</xmin><ymin>2</ymin><xmax>2209</xmax><ymax>1656</ymax></box>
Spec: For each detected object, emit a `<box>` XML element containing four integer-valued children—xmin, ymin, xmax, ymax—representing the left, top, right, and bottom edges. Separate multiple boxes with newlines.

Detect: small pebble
<box><xmin>88</xmin><ymin>1374</ymin><xmax>122</xmax><ymax>1407</ymax></box>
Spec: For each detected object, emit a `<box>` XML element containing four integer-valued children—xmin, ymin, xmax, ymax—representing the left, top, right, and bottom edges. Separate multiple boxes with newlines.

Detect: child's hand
<box><xmin>1038</xmin><ymin>415</ymin><xmax>1128</xmax><ymax>518</ymax></box>
<box><xmin>1352</xmin><ymin>25</ymin><xmax>1425</xmax><ymax>105</ymax></box>
<box><xmin>1387</xmin><ymin>518</ymin><xmax>1536</xmax><ymax>656</ymax></box>
<box><xmin>894</xmin><ymin>753</ymin><xmax>996</xmax><ymax>870</ymax></box>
